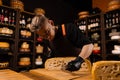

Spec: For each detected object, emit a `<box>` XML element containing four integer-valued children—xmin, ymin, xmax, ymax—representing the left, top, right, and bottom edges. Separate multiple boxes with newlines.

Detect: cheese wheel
<box><xmin>108</xmin><ymin>0</ymin><xmax>120</xmax><ymax>6</ymax></box>
<box><xmin>0</xmin><ymin>0</ymin><xmax>2</xmax><ymax>5</ymax></box>
<box><xmin>20</xmin><ymin>57</ymin><xmax>30</xmax><ymax>62</ymax></box>
<box><xmin>78</xmin><ymin>11</ymin><xmax>89</xmax><ymax>19</ymax></box>
<box><xmin>34</xmin><ymin>8</ymin><xmax>45</xmax><ymax>16</ymax></box>
<box><xmin>78</xmin><ymin>11</ymin><xmax>89</xmax><ymax>16</ymax></box>
<box><xmin>45</xmin><ymin>57</ymin><xmax>91</xmax><ymax>72</ymax></box>
<box><xmin>0</xmin><ymin>42</ymin><xmax>10</xmax><ymax>48</ymax></box>
<box><xmin>92</xmin><ymin>61</ymin><xmax>120</xmax><ymax>80</ymax></box>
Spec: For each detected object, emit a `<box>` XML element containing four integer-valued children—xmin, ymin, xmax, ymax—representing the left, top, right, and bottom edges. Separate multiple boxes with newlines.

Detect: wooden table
<box><xmin>30</xmin><ymin>68</ymin><xmax>92</xmax><ymax>80</ymax></box>
<box><xmin>0</xmin><ymin>69</ymin><xmax>33</xmax><ymax>80</ymax></box>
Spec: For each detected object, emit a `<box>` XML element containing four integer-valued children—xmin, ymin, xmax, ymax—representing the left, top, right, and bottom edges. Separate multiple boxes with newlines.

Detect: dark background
<box><xmin>2</xmin><ymin>0</ymin><xmax>92</xmax><ymax>25</ymax></box>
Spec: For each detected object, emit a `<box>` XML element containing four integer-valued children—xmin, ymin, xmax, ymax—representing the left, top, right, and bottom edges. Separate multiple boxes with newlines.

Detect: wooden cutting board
<box><xmin>30</xmin><ymin>68</ymin><xmax>92</xmax><ymax>80</ymax></box>
<box><xmin>0</xmin><ymin>69</ymin><xmax>33</xmax><ymax>80</ymax></box>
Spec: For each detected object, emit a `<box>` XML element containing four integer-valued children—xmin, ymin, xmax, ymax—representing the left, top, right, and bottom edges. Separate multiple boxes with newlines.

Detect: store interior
<box><xmin>0</xmin><ymin>0</ymin><xmax>120</xmax><ymax>80</ymax></box>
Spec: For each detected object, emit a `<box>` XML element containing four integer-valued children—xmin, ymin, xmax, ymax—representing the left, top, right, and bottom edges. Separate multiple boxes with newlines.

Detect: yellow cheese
<box><xmin>92</xmin><ymin>61</ymin><xmax>120</xmax><ymax>80</ymax></box>
<box><xmin>0</xmin><ymin>42</ymin><xmax>10</xmax><ymax>48</ymax></box>
<box><xmin>45</xmin><ymin>57</ymin><xmax>91</xmax><ymax>72</ymax></box>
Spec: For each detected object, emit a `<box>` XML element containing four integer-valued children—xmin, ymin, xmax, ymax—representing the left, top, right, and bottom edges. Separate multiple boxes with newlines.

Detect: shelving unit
<box><xmin>0</xmin><ymin>5</ymin><xmax>40</xmax><ymax>72</ymax></box>
<box><xmin>0</xmin><ymin>5</ymin><xmax>17</xmax><ymax>70</ymax></box>
<box><xmin>104</xmin><ymin>9</ymin><xmax>120</xmax><ymax>60</ymax></box>
<box><xmin>76</xmin><ymin>9</ymin><xmax>120</xmax><ymax>63</ymax></box>
<box><xmin>16</xmin><ymin>11</ymin><xmax>35</xmax><ymax>72</ymax></box>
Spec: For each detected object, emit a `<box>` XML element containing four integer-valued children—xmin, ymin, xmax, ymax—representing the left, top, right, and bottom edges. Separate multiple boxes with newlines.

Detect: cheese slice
<box><xmin>92</xmin><ymin>61</ymin><xmax>120</xmax><ymax>80</ymax></box>
<box><xmin>45</xmin><ymin>57</ymin><xmax>91</xmax><ymax>72</ymax></box>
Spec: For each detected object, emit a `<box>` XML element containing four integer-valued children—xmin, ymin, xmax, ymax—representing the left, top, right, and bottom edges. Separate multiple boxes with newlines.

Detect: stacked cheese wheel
<box><xmin>92</xmin><ymin>61</ymin><xmax>120</xmax><ymax>80</ymax></box>
<box><xmin>107</xmin><ymin>0</ymin><xmax>120</xmax><ymax>11</ymax></box>
<box><xmin>45</xmin><ymin>57</ymin><xmax>91</xmax><ymax>72</ymax></box>
<box><xmin>19</xmin><ymin>57</ymin><xmax>31</xmax><ymax>66</ymax></box>
<box><xmin>78</xmin><ymin>11</ymin><xmax>89</xmax><ymax>19</ymax></box>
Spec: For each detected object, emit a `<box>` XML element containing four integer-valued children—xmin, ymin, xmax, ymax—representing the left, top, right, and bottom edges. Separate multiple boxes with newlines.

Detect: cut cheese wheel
<box><xmin>92</xmin><ymin>61</ymin><xmax>120</xmax><ymax>80</ymax></box>
<box><xmin>45</xmin><ymin>57</ymin><xmax>91</xmax><ymax>72</ymax></box>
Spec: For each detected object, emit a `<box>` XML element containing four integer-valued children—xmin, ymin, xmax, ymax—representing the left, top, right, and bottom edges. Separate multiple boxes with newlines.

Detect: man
<box><xmin>29</xmin><ymin>15</ymin><xmax>93</xmax><ymax>71</ymax></box>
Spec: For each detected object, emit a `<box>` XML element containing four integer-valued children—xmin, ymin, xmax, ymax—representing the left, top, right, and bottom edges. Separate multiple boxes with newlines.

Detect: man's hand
<box><xmin>66</xmin><ymin>56</ymin><xmax>84</xmax><ymax>71</ymax></box>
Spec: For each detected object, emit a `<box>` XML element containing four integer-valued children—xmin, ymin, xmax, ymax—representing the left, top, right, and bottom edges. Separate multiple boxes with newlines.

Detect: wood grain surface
<box><xmin>30</xmin><ymin>68</ymin><xmax>92</xmax><ymax>80</ymax></box>
<box><xmin>0</xmin><ymin>69</ymin><xmax>33</xmax><ymax>80</ymax></box>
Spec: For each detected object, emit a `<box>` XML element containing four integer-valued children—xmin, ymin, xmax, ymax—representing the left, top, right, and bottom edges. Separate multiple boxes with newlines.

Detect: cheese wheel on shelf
<box><xmin>0</xmin><ymin>42</ymin><xmax>10</xmax><ymax>48</ymax></box>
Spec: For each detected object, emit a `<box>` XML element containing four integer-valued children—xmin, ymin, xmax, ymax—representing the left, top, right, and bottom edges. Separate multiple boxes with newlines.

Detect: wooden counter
<box><xmin>30</xmin><ymin>68</ymin><xmax>92</xmax><ymax>80</ymax></box>
<box><xmin>0</xmin><ymin>69</ymin><xmax>33</xmax><ymax>80</ymax></box>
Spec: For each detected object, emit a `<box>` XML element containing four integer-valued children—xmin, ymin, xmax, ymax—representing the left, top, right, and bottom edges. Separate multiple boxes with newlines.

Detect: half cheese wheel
<box><xmin>92</xmin><ymin>61</ymin><xmax>120</xmax><ymax>80</ymax></box>
<box><xmin>45</xmin><ymin>57</ymin><xmax>91</xmax><ymax>72</ymax></box>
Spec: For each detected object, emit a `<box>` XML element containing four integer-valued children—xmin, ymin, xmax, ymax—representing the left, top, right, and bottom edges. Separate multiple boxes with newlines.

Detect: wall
<box><xmin>2</xmin><ymin>0</ymin><xmax>92</xmax><ymax>25</ymax></box>
<box><xmin>92</xmin><ymin>0</ymin><xmax>112</xmax><ymax>12</ymax></box>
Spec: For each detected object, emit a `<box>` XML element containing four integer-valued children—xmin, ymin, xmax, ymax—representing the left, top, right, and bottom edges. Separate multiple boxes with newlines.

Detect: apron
<box><xmin>49</xmin><ymin>24</ymin><xmax>81</xmax><ymax>57</ymax></box>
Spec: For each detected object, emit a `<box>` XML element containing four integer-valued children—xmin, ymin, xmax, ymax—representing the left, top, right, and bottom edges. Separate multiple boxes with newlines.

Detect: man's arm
<box><xmin>66</xmin><ymin>43</ymin><xmax>93</xmax><ymax>71</ymax></box>
<box><xmin>79</xmin><ymin>43</ymin><xmax>93</xmax><ymax>59</ymax></box>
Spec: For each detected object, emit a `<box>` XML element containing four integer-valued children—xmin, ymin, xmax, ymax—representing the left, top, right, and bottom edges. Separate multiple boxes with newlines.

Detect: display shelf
<box><xmin>0</xmin><ymin>4</ymin><xmax>36</xmax><ymax>71</ymax></box>
<box><xmin>76</xmin><ymin>13</ymin><xmax>103</xmax><ymax>63</ymax></box>
<box><xmin>76</xmin><ymin>8</ymin><xmax>120</xmax><ymax>62</ymax></box>
<box><xmin>104</xmin><ymin>9</ymin><xmax>120</xmax><ymax>60</ymax></box>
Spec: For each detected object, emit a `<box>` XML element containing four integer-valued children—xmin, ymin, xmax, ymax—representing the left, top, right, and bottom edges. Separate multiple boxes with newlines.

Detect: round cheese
<box><xmin>45</xmin><ymin>57</ymin><xmax>91</xmax><ymax>72</ymax></box>
<box><xmin>0</xmin><ymin>42</ymin><xmax>10</xmax><ymax>48</ymax></box>
<box><xmin>92</xmin><ymin>61</ymin><xmax>120</xmax><ymax>80</ymax></box>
